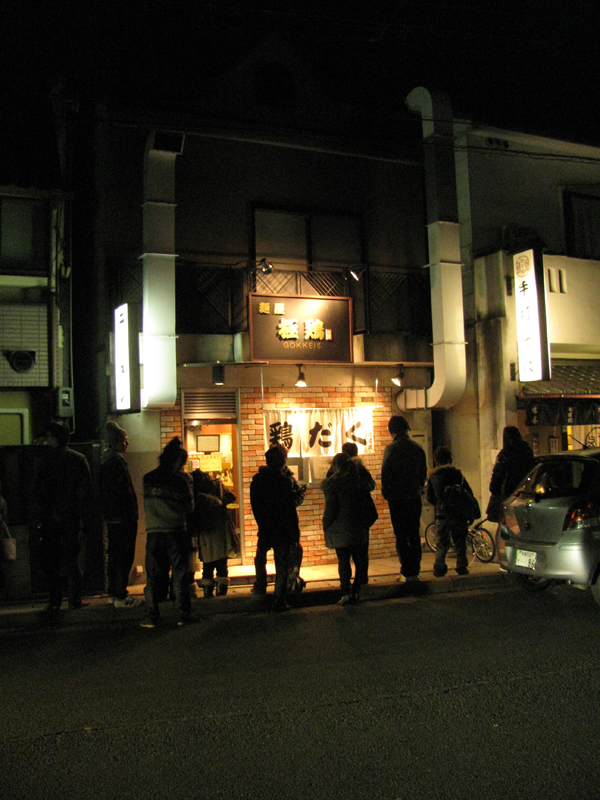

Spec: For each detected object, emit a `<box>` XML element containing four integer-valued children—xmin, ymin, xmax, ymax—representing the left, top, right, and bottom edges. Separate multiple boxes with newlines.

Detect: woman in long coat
<box><xmin>192</xmin><ymin>470</ymin><xmax>237</xmax><ymax>597</ymax></box>
<box><xmin>321</xmin><ymin>452</ymin><xmax>371</xmax><ymax>605</ymax></box>
<box><xmin>486</xmin><ymin>426</ymin><xmax>534</xmax><ymax>521</ymax></box>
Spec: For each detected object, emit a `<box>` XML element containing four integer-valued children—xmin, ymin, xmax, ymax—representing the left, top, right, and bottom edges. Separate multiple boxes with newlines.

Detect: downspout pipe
<box><xmin>406</xmin><ymin>87</ymin><xmax>466</xmax><ymax>409</ymax></box>
<box><xmin>141</xmin><ymin>131</ymin><xmax>184</xmax><ymax>408</ymax></box>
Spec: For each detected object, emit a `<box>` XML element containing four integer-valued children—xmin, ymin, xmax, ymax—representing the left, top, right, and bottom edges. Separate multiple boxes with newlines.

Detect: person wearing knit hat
<box><xmin>141</xmin><ymin>437</ymin><xmax>194</xmax><ymax>627</ymax></box>
<box><xmin>100</xmin><ymin>421</ymin><xmax>142</xmax><ymax>607</ymax></box>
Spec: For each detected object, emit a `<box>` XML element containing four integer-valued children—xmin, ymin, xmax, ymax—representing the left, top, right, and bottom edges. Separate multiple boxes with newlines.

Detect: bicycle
<box><xmin>424</xmin><ymin>518</ymin><xmax>496</xmax><ymax>563</ymax></box>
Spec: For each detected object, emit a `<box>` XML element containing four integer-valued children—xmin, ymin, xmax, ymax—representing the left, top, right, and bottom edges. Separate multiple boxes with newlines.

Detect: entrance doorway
<box><xmin>183</xmin><ymin>421</ymin><xmax>241</xmax><ymax>563</ymax></box>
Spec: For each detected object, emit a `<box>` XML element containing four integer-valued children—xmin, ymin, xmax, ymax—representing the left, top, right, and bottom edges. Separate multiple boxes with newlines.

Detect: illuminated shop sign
<box><xmin>264</xmin><ymin>407</ymin><xmax>374</xmax><ymax>457</ymax></box>
<box><xmin>513</xmin><ymin>248</ymin><xmax>551</xmax><ymax>382</ymax></box>
<box><xmin>113</xmin><ymin>303</ymin><xmax>141</xmax><ymax>412</ymax></box>
<box><xmin>249</xmin><ymin>294</ymin><xmax>352</xmax><ymax>362</ymax></box>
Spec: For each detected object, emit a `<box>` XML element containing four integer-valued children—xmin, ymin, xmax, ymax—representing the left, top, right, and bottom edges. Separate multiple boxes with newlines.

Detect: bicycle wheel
<box><xmin>425</xmin><ymin>522</ymin><xmax>438</xmax><ymax>552</ymax></box>
<box><xmin>470</xmin><ymin>526</ymin><xmax>495</xmax><ymax>562</ymax></box>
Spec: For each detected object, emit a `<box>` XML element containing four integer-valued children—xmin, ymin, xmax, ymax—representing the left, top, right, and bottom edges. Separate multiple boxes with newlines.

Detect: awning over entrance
<box><xmin>517</xmin><ymin>361</ymin><xmax>600</xmax><ymax>425</ymax></box>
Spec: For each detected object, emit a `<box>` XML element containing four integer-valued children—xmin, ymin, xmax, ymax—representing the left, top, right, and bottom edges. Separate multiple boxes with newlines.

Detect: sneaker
<box><xmin>433</xmin><ymin>568</ymin><xmax>448</xmax><ymax>578</ymax></box>
<box><xmin>337</xmin><ymin>594</ymin><xmax>352</xmax><ymax>606</ymax></box>
<box><xmin>140</xmin><ymin>619</ymin><xmax>157</xmax><ymax>629</ymax></box>
<box><xmin>405</xmin><ymin>575</ymin><xmax>420</xmax><ymax>583</ymax></box>
<box><xmin>456</xmin><ymin>567</ymin><xmax>470</xmax><ymax>576</ymax></box>
<box><xmin>251</xmin><ymin>585</ymin><xmax>267</xmax><ymax>596</ymax></box>
<box><xmin>113</xmin><ymin>595</ymin><xmax>143</xmax><ymax>608</ymax></box>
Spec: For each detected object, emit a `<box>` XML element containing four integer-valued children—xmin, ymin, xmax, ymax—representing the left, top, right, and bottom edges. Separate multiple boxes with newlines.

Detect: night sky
<box><xmin>2</xmin><ymin>0</ymin><xmax>600</xmax><ymax>187</ymax></box>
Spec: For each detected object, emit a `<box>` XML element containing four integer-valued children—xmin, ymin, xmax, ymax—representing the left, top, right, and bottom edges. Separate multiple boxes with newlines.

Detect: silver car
<box><xmin>496</xmin><ymin>448</ymin><xmax>600</xmax><ymax>604</ymax></box>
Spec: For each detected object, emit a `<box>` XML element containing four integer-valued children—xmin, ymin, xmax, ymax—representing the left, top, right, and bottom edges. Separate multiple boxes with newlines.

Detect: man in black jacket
<box><xmin>381</xmin><ymin>416</ymin><xmax>427</xmax><ymax>583</ymax></box>
<box><xmin>100</xmin><ymin>421</ymin><xmax>141</xmax><ymax>607</ymax></box>
<box><xmin>250</xmin><ymin>446</ymin><xmax>301</xmax><ymax>611</ymax></box>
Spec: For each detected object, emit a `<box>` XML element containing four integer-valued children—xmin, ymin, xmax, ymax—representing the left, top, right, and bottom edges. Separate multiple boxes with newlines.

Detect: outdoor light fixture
<box><xmin>295</xmin><ymin>364</ymin><xmax>307</xmax><ymax>388</ymax></box>
<box><xmin>391</xmin><ymin>365</ymin><xmax>404</xmax><ymax>387</ymax></box>
<box><xmin>258</xmin><ymin>258</ymin><xmax>274</xmax><ymax>275</ymax></box>
<box><xmin>350</xmin><ymin>267</ymin><xmax>365</xmax><ymax>281</ymax></box>
<box><xmin>212</xmin><ymin>364</ymin><xmax>225</xmax><ymax>385</ymax></box>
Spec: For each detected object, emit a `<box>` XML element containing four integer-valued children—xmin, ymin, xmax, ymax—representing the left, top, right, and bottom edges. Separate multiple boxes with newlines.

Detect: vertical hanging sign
<box><xmin>114</xmin><ymin>303</ymin><xmax>141</xmax><ymax>412</ymax></box>
<box><xmin>513</xmin><ymin>247</ymin><xmax>551</xmax><ymax>382</ymax></box>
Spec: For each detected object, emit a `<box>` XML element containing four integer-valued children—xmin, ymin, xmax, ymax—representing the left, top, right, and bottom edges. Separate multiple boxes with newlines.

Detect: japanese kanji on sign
<box><xmin>513</xmin><ymin>247</ymin><xmax>551</xmax><ymax>382</ymax></box>
<box><xmin>263</xmin><ymin>407</ymin><xmax>375</xmax><ymax>457</ymax></box>
<box><xmin>249</xmin><ymin>293</ymin><xmax>353</xmax><ymax>363</ymax></box>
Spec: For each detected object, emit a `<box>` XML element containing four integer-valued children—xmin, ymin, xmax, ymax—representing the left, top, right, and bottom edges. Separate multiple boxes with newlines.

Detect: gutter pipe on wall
<box><xmin>406</xmin><ymin>87</ymin><xmax>467</xmax><ymax>409</ymax></box>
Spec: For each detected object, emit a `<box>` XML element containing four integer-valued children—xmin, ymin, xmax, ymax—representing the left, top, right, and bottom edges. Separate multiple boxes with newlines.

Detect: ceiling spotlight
<box><xmin>350</xmin><ymin>267</ymin><xmax>365</xmax><ymax>281</ymax></box>
<box><xmin>295</xmin><ymin>364</ymin><xmax>307</xmax><ymax>388</ymax></box>
<box><xmin>391</xmin><ymin>365</ymin><xmax>404</xmax><ymax>387</ymax></box>
<box><xmin>258</xmin><ymin>258</ymin><xmax>274</xmax><ymax>275</ymax></box>
<box><xmin>212</xmin><ymin>364</ymin><xmax>225</xmax><ymax>385</ymax></box>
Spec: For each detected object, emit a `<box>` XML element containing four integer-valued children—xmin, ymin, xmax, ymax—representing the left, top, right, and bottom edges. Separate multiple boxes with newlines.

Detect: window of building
<box><xmin>254</xmin><ymin>208</ymin><xmax>363</xmax><ymax>271</ymax></box>
<box><xmin>0</xmin><ymin>197</ymin><xmax>48</xmax><ymax>275</ymax></box>
<box><xmin>564</xmin><ymin>191</ymin><xmax>600</xmax><ymax>260</ymax></box>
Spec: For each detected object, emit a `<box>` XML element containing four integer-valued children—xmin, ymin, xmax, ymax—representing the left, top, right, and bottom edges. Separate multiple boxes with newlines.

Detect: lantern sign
<box><xmin>114</xmin><ymin>303</ymin><xmax>141</xmax><ymax>412</ymax></box>
<box><xmin>513</xmin><ymin>248</ymin><xmax>551</xmax><ymax>382</ymax></box>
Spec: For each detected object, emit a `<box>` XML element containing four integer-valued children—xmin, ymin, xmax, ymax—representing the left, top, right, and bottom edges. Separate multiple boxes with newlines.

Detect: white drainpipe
<box><xmin>141</xmin><ymin>132</ymin><xmax>184</xmax><ymax>408</ymax></box>
<box><xmin>406</xmin><ymin>87</ymin><xmax>466</xmax><ymax>409</ymax></box>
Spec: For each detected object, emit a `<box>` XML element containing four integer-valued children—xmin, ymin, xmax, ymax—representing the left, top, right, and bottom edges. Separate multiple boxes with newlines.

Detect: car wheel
<box><xmin>515</xmin><ymin>573</ymin><xmax>551</xmax><ymax>592</ymax></box>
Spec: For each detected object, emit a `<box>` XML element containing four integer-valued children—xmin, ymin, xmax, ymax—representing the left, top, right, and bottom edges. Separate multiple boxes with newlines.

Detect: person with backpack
<box><xmin>426</xmin><ymin>446</ymin><xmax>478</xmax><ymax>577</ymax></box>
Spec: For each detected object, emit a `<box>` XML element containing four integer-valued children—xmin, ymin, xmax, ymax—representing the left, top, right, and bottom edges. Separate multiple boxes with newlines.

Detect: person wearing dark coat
<box><xmin>381</xmin><ymin>415</ymin><xmax>427</xmax><ymax>583</ymax></box>
<box><xmin>141</xmin><ymin>438</ymin><xmax>194</xmax><ymax>628</ymax></box>
<box><xmin>32</xmin><ymin>422</ymin><xmax>93</xmax><ymax>620</ymax></box>
<box><xmin>192</xmin><ymin>469</ymin><xmax>237</xmax><ymax>597</ymax></box>
<box><xmin>250</xmin><ymin>446</ymin><xmax>301</xmax><ymax>612</ymax></box>
<box><xmin>325</xmin><ymin>441</ymin><xmax>376</xmax><ymax>492</ymax></box>
<box><xmin>100</xmin><ymin>421</ymin><xmax>141</xmax><ymax>607</ymax></box>
<box><xmin>322</xmin><ymin>451</ymin><xmax>370</xmax><ymax>605</ymax></box>
<box><xmin>426</xmin><ymin>446</ymin><xmax>473</xmax><ymax>577</ymax></box>
<box><xmin>486</xmin><ymin>426</ymin><xmax>534</xmax><ymax>521</ymax></box>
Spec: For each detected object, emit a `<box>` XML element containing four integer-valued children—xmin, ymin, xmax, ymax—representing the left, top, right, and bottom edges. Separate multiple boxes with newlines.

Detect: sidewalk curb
<box><xmin>0</xmin><ymin>569</ymin><xmax>509</xmax><ymax>633</ymax></box>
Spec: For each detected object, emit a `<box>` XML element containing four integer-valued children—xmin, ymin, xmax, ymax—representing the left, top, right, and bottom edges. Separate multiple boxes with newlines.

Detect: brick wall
<box><xmin>161</xmin><ymin>385</ymin><xmax>398</xmax><ymax>568</ymax></box>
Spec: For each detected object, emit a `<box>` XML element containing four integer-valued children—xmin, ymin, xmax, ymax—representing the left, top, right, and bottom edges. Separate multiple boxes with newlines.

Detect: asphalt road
<box><xmin>2</xmin><ymin>584</ymin><xmax>600</xmax><ymax>800</ymax></box>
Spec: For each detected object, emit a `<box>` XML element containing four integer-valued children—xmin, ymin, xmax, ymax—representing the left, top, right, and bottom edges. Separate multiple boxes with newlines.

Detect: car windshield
<box><xmin>514</xmin><ymin>458</ymin><xmax>599</xmax><ymax>499</ymax></box>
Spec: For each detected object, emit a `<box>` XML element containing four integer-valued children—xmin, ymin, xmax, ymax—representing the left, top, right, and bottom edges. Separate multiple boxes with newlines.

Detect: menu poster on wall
<box><xmin>513</xmin><ymin>247</ymin><xmax>551</xmax><ymax>382</ymax></box>
<box><xmin>249</xmin><ymin>294</ymin><xmax>352</xmax><ymax>363</ymax></box>
<box><xmin>263</xmin><ymin>407</ymin><xmax>375</xmax><ymax>458</ymax></box>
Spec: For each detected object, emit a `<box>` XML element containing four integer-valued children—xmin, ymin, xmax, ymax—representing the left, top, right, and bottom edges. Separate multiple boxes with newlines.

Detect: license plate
<box><xmin>516</xmin><ymin>549</ymin><xmax>537</xmax><ymax>569</ymax></box>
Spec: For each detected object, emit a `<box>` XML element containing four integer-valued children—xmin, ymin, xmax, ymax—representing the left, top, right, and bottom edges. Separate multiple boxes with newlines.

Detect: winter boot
<box><xmin>201</xmin><ymin>578</ymin><xmax>215</xmax><ymax>598</ymax></box>
<box><xmin>215</xmin><ymin>576</ymin><xmax>230</xmax><ymax>597</ymax></box>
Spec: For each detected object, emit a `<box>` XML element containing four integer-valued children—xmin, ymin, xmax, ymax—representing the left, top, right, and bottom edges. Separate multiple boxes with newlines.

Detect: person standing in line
<box><xmin>141</xmin><ymin>437</ymin><xmax>194</xmax><ymax>628</ymax></box>
<box><xmin>486</xmin><ymin>426</ymin><xmax>534</xmax><ymax>522</ymax></box>
<box><xmin>322</xmin><ymin>451</ymin><xmax>371</xmax><ymax>605</ymax></box>
<box><xmin>250</xmin><ymin>446</ymin><xmax>301</xmax><ymax>612</ymax></box>
<box><xmin>191</xmin><ymin>468</ymin><xmax>237</xmax><ymax>598</ymax></box>
<box><xmin>426</xmin><ymin>446</ymin><xmax>473</xmax><ymax>577</ymax></box>
<box><xmin>100</xmin><ymin>421</ymin><xmax>142</xmax><ymax>607</ymax></box>
<box><xmin>381</xmin><ymin>415</ymin><xmax>427</xmax><ymax>584</ymax></box>
<box><xmin>326</xmin><ymin>441</ymin><xmax>377</xmax><ymax>491</ymax></box>
<box><xmin>32</xmin><ymin>422</ymin><xmax>93</xmax><ymax>621</ymax></box>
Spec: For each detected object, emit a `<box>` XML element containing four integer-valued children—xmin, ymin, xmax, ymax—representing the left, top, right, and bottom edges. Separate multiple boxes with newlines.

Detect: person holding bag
<box><xmin>322</xmin><ymin>451</ymin><xmax>373</xmax><ymax>605</ymax></box>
